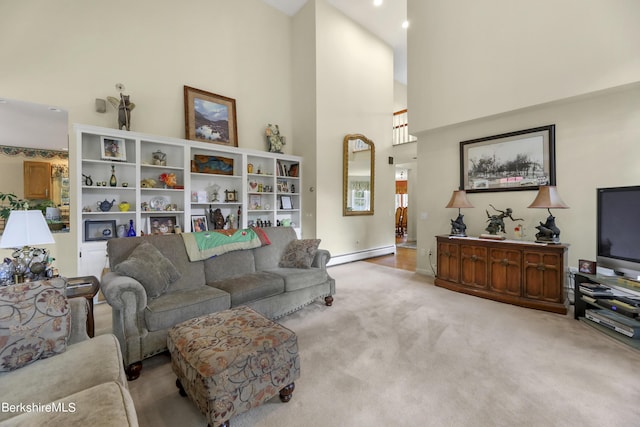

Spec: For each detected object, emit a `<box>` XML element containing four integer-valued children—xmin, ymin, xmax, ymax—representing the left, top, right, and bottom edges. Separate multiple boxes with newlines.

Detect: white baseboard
<box><xmin>327</xmin><ymin>245</ymin><xmax>396</xmax><ymax>266</ymax></box>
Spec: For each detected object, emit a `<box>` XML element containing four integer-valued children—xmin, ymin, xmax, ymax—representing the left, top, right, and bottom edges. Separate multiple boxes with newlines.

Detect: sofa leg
<box><xmin>279</xmin><ymin>382</ymin><xmax>295</xmax><ymax>403</ymax></box>
<box><xmin>125</xmin><ymin>362</ymin><xmax>142</xmax><ymax>381</ymax></box>
<box><xmin>325</xmin><ymin>296</ymin><xmax>334</xmax><ymax>306</ymax></box>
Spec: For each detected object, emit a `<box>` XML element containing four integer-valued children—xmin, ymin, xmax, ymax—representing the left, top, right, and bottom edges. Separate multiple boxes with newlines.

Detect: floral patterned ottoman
<box><xmin>167</xmin><ymin>306</ymin><xmax>300</xmax><ymax>427</ymax></box>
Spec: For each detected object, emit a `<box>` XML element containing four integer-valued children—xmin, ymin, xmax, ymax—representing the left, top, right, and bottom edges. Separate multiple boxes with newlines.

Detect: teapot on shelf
<box><xmin>152</xmin><ymin>150</ymin><xmax>167</xmax><ymax>166</ymax></box>
<box><xmin>97</xmin><ymin>199</ymin><xmax>116</xmax><ymax>212</ymax></box>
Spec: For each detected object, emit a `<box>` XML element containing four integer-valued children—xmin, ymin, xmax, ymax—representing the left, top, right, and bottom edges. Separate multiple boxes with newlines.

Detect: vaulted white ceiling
<box><xmin>262</xmin><ymin>0</ymin><xmax>408</xmax><ymax>84</ymax></box>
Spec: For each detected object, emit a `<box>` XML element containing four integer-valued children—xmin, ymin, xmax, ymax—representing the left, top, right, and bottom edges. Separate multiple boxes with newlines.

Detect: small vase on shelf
<box><xmin>127</xmin><ymin>219</ymin><xmax>136</xmax><ymax>237</ymax></box>
<box><xmin>110</xmin><ymin>165</ymin><xmax>117</xmax><ymax>187</ymax></box>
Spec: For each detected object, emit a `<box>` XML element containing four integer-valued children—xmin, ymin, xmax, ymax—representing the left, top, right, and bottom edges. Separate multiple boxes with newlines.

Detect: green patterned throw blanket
<box><xmin>182</xmin><ymin>228</ymin><xmax>262</xmax><ymax>261</ymax></box>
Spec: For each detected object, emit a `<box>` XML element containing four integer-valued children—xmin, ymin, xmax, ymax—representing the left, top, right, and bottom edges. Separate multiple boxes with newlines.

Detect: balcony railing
<box><xmin>393</xmin><ymin>109</ymin><xmax>417</xmax><ymax>145</ymax></box>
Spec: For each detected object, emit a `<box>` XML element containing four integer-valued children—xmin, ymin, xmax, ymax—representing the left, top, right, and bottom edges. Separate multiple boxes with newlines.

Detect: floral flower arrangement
<box><xmin>159</xmin><ymin>172</ymin><xmax>177</xmax><ymax>188</ymax></box>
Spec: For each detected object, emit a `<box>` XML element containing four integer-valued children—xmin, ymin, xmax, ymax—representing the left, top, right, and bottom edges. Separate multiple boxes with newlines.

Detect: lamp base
<box><xmin>535</xmin><ymin>236</ymin><xmax>561</xmax><ymax>244</ymax></box>
<box><xmin>479</xmin><ymin>233</ymin><xmax>506</xmax><ymax>240</ymax></box>
<box><xmin>449</xmin><ymin>232</ymin><xmax>467</xmax><ymax>238</ymax></box>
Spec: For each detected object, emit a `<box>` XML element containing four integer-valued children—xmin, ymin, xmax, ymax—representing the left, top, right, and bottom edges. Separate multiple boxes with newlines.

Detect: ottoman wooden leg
<box><xmin>279</xmin><ymin>382</ymin><xmax>295</xmax><ymax>403</ymax></box>
<box><xmin>125</xmin><ymin>362</ymin><xmax>142</xmax><ymax>381</ymax></box>
<box><xmin>176</xmin><ymin>378</ymin><xmax>187</xmax><ymax>397</ymax></box>
<box><xmin>325</xmin><ymin>296</ymin><xmax>334</xmax><ymax>306</ymax></box>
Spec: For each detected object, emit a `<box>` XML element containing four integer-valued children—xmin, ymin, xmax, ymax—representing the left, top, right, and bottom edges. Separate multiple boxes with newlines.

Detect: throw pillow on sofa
<box><xmin>0</xmin><ymin>278</ymin><xmax>70</xmax><ymax>371</ymax></box>
<box><xmin>114</xmin><ymin>241</ymin><xmax>181</xmax><ymax>298</ymax></box>
<box><xmin>279</xmin><ymin>239</ymin><xmax>321</xmax><ymax>269</ymax></box>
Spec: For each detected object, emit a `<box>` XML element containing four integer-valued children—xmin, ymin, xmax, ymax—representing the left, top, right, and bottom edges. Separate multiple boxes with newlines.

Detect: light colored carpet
<box><xmin>94</xmin><ymin>262</ymin><xmax>640</xmax><ymax>427</ymax></box>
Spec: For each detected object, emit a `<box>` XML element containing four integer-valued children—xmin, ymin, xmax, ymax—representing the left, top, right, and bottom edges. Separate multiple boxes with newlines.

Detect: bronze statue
<box><xmin>485</xmin><ymin>204</ymin><xmax>523</xmax><ymax>235</ymax></box>
<box><xmin>450</xmin><ymin>214</ymin><xmax>467</xmax><ymax>236</ymax></box>
<box><xmin>535</xmin><ymin>213</ymin><xmax>561</xmax><ymax>242</ymax></box>
<box><xmin>107</xmin><ymin>84</ymin><xmax>136</xmax><ymax>131</ymax></box>
<box><xmin>209</xmin><ymin>207</ymin><xmax>225</xmax><ymax>230</ymax></box>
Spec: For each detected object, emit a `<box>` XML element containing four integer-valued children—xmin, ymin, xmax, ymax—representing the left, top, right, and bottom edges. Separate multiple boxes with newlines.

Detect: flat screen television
<box><xmin>597</xmin><ymin>185</ymin><xmax>640</xmax><ymax>280</ymax></box>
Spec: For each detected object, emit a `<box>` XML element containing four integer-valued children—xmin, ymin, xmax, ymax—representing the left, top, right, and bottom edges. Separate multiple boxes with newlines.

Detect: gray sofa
<box><xmin>102</xmin><ymin>227</ymin><xmax>334</xmax><ymax>380</ymax></box>
<box><xmin>0</xmin><ymin>285</ymin><xmax>138</xmax><ymax>426</ymax></box>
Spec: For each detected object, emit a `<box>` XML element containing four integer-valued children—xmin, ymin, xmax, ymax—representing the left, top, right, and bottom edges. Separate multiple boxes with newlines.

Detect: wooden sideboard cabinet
<box><xmin>435</xmin><ymin>235</ymin><xmax>568</xmax><ymax>314</ymax></box>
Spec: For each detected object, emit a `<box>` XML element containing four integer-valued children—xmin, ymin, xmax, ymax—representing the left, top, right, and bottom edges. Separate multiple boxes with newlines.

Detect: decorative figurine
<box><xmin>450</xmin><ymin>215</ymin><xmax>467</xmax><ymax>236</ymax></box>
<box><xmin>82</xmin><ymin>174</ymin><xmax>93</xmax><ymax>186</ymax></box>
<box><xmin>485</xmin><ymin>205</ymin><xmax>523</xmax><ymax>235</ymax></box>
<box><xmin>209</xmin><ymin>207</ymin><xmax>225</xmax><ymax>230</ymax></box>
<box><xmin>107</xmin><ymin>83</ymin><xmax>135</xmax><ymax>131</ymax></box>
<box><xmin>209</xmin><ymin>183</ymin><xmax>221</xmax><ymax>202</ymax></box>
<box><xmin>152</xmin><ymin>150</ymin><xmax>167</xmax><ymax>166</ymax></box>
<box><xmin>535</xmin><ymin>215</ymin><xmax>561</xmax><ymax>243</ymax></box>
<box><xmin>266</xmin><ymin>124</ymin><xmax>285</xmax><ymax>153</ymax></box>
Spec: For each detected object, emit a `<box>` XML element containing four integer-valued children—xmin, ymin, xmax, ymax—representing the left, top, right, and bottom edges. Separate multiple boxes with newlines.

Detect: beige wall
<box><xmin>408</xmin><ymin>0</ymin><xmax>640</xmax><ymax>131</ymax></box>
<box><xmin>294</xmin><ymin>0</ymin><xmax>395</xmax><ymax>258</ymax></box>
<box><xmin>407</xmin><ymin>0</ymin><xmax>640</xmax><ymax>274</ymax></box>
<box><xmin>414</xmin><ymin>84</ymin><xmax>640</xmax><ymax>274</ymax></box>
<box><xmin>2</xmin><ymin>0</ymin><xmax>396</xmax><ymax>273</ymax></box>
<box><xmin>1</xmin><ymin>0</ymin><xmax>293</xmax><ymax>276</ymax></box>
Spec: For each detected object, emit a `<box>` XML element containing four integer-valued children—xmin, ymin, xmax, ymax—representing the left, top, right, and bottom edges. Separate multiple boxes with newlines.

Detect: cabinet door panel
<box><xmin>24</xmin><ymin>161</ymin><xmax>51</xmax><ymax>199</ymax></box>
<box><xmin>460</xmin><ymin>245</ymin><xmax>488</xmax><ymax>289</ymax></box>
<box><xmin>489</xmin><ymin>248</ymin><xmax>521</xmax><ymax>296</ymax></box>
<box><xmin>437</xmin><ymin>242</ymin><xmax>459</xmax><ymax>283</ymax></box>
<box><xmin>523</xmin><ymin>251</ymin><xmax>563</xmax><ymax>303</ymax></box>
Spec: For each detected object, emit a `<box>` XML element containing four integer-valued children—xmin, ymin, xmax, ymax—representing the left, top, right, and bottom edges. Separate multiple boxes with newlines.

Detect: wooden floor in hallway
<box><xmin>364</xmin><ymin>236</ymin><xmax>416</xmax><ymax>272</ymax></box>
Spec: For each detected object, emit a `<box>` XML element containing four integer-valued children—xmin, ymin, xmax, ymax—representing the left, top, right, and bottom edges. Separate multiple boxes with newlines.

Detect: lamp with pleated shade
<box><xmin>445</xmin><ymin>190</ymin><xmax>474</xmax><ymax>237</ymax></box>
<box><xmin>0</xmin><ymin>210</ymin><xmax>55</xmax><ymax>282</ymax></box>
<box><xmin>527</xmin><ymin>186</ymin><xmax>569</xmax><ymax>243</ymax></box>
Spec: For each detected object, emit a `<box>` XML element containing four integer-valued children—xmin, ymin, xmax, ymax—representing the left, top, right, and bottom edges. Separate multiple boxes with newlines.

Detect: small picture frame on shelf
<box><xmin>277</xmin><ymin>181</ymin><xmax>289</xmax><ymax>193</ymax></box>
<box><xmin>148</xmin><ymin>216</ymin><xmax>177</xmax><ymax>235</ymax></box>
<box><xmin>84</xmin><ymin>220</ymin><xmax>117</xmax><ymax>241</ymax></box>
<box><xmin>280</xmin><ymin>195</ymin><xmax>293</xmax><ymax>210</ymax></box>
<box><xmin>100</xmin><ymin>136</ymin><xmax>127</xmax><ymax>161</ymax></box>
<box><xmin>579</xmin><ymin>259</ymin><xmax>597</xmax><ymax>274</ymax></box>
<box><xmin>191</xmin><ymin>191</ymin><xmax>208</xmax><ymax>203</ymax></box>
<box><xmin>249</xmin><ymin>195</ymin><xmax>261</xmax><ymax>210</ymax></box>
<box><xmin>191</xmin><ymin>215</ymin><xmax>208</xmax><ymax>232</ymax></box>
<box><xmin>225</xmin><ymin>189</ymin><xmax>237</xmax><ymax>202</ymax></box>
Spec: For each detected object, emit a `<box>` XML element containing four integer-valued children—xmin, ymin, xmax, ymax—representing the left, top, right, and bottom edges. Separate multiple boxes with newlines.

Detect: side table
<box><xmin>66</xmin><ymin>276</ymin><xmax>100</xmax><ymax>337</ymax></box>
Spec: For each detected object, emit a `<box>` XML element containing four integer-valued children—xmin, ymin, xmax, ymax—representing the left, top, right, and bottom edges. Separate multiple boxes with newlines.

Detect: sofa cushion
<box><xmin>0</xmin><ymin>334</ymin><xmax>126</xmax><ymax>423</ymax></box>
<box><xmin>208</xmin><ymin>272</ymin><xmax>285</xmax><ymax>306</ymax></box>
<box><xmin>0</xmin><ymin>278</ymin><xmax>70</xmax><ymax>372</ymax></box>
<box><xmin>114</xmin><ymin>241</ymin><xmax>181</xmax><ymax>299</ymax></box>
<box><xmin>279</xmin><ymin>239</ymin><xmax>321</xmax><ymax>269</ymax></box>
<box><xmin>108</xmin><ymin>234</ymin><xmax>206</xmax><ymax>292</ymax></box>
<box><xmin>267</xmin><ymin>267</ymin><xmax>329</xmax><ymax>292</ymax></box>
<box><xmin>145</xmin><ymin>287</ymin><xmax>230</xmax><ymax>332</ymax></box>
<box><xmin>204</xmin><ymin>249</ymin><xmax>256</xmax><ymax>282</ymax></box>
<box><xmin>253</xmin><ymin>227</ymin><xmax>298</xmax><ymax>271</ymax></box>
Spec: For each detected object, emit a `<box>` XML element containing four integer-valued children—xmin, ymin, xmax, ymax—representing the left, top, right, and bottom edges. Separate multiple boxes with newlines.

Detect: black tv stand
<box><xmin>574</xmin><ymin>272</ymin><xmax>640</xmax><ymax>350</ymax></box>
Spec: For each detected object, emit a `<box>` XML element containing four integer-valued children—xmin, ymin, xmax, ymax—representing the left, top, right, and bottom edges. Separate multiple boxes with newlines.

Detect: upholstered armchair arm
<box><xmin>312</xmin><ymin>249</ymin><xmax>331</xmax><ymax>268</ymax></box>
<box><xmin>68</xmin><ymin>298</ymin><xmax>90</xmax><ymax>345</ymax></box>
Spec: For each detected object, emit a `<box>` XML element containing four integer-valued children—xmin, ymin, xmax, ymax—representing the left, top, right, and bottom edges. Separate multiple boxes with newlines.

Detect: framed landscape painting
<box><xmin>460</xmin><ymin>125</ymin><xmax>556</xmax><ymax>193</ymax></box>
<box><xmin>184</xmin><ymin>85</ymin><xmax>238</xmax><ymax>147</ymax></box>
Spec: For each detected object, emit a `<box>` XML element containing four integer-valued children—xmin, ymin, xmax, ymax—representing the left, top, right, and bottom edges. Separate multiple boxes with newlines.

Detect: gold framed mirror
<box><xmin>343</xmin><ymin>134</ymin><xmax>374</xmax><ymax>216</ymax></box>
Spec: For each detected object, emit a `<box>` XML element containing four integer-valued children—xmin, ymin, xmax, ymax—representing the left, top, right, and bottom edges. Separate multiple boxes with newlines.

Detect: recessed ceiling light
<box><xmin>373</xmin><ymin>0</ymin><xmax>383</xmax><ymax>6</ymax></box>
<box><xmin>402</xmin><ymin>20</ymin><xmax>409</xmax><ymax>29</ymax></box>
